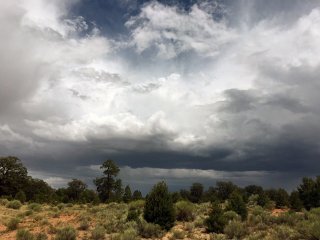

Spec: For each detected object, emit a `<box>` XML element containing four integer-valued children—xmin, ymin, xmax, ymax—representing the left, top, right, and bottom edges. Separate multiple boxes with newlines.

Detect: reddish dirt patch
<box><xmin>271</xmin><ymin>208</ymin><xmax>288</xmax><ymax>216</ymax></box>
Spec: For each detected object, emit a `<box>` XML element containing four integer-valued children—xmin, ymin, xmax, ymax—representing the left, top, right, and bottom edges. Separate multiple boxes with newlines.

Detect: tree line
<box><xmin>1</xmin><ymin>156</ymin><xmax>320</xmax><ymax>213</ymax></box>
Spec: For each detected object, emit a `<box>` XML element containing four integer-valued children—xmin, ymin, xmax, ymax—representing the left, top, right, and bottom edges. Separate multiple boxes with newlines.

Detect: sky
<box><xmin>1</xmin><ymin>0</ymin><xmax>320</xmax><ymax>193</ymax></box>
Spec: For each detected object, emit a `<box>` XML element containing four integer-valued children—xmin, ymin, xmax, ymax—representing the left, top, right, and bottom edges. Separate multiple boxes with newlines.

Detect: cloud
<box><xmin>125</xmin><ymin>1</ymin><xmax>237</xmax><ymax>58</ymax></box>
<box><xmin>1</xmin><ymin>0</ymin><xmax>320</xmax><ymax>191</ymax></box>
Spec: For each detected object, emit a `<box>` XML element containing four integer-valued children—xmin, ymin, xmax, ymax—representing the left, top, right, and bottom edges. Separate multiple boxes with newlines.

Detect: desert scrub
<box><xmin>270</xmin><ymin>225</ymin><xmax>300</xmax><ymax>240</ymax></box>
<box><xmin>224</xmin><ymin>220</ymin><xmax>248</xmax><ymax>239</ymax></box>
<box><xmin>91</xmin><ymin>225</ymin><xmax>106</xmax><ymax>240</ymax></box>
<box><xmin>16</xmin><ymin>229</ymin><xmax>34</xmax><ymax>240</ymax></box>
<box><xmin>170</xmin><ymin>229</ymin><xmax>186</xmax><ymax>239</ymax></box>
<box><xmin>6</xmin><ymin>200</ymin><xmax>22</xmax><ymax>209</ymax></box>
<box><xmin>137</xmin><ymin>220</ymin><xmax>164</xmax><ymax>238</ymax></box>
<box><xmin>0</xmin><ymin>198</ymin><xmax>9</xmax><ymax>206</ymax></box>
<box><xmin>78</xmin><ymin>219</ymin><xmax>90</xmax><ymax>230</ymax></box>
<box><xmin>128</xmin><ymin>200</ymin><xmax>145</xmax><ymax>210</ymax></box>
<box><xmin>185</xmin><ymin>222</ymin><xmax>194</xmax><ymax>232</ymax></box>
<box><xmin>119</xmin><ymin>227</ymin><xmax>140</xmax><ymax>240</ymax></box>
<box><xmin>127</xmin><ymin>208</ymin><xmax>140</xmax><ymax>222</ymax></box>
<box><xmin>28</xmin><ymin>203</ymin><xmax>42</xmax><ymax>212</ymax></box>
<box><xmin>222</xmin><ymin>210</ymin><xmax>241</xmax><ymax>222</ymax></box>
<box><xmin>35</xmin><ymin>233</ymin><xmax>48</xmax><ymax>240</ymax></box>
<box><xmin>175</xmin><ymin>201</ymin><xmax>195</xmax><ymax>222</ymax></box>
<box><xmin>55</xmin><ymin>226</ymin><xmax>77</xmax><ymax>240</ymax></box>
<box><xmin>6</xmin><ymin>217</ymin><xmax>20</xmax><ymax>231</ymax></box>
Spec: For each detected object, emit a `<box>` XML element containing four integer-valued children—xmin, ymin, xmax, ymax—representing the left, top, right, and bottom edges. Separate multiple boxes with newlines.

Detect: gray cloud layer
<box><xmin>1</xmin><ymin>0</ymin><xmax>320</xmax><ymax>190</ymax></box>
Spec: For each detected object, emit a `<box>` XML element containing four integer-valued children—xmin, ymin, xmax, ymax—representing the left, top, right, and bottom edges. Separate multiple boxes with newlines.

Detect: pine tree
<box><xmin>144</xmin><ymin>181</ymin><xmax>175</xmax><ymax>230</ymax></box>
<box><xmin>226</xmin><ymin>191</ymin><xmax>248</xmax><ymax>220</ymax></box>
<box><xmin>205</xmin><ymin>202</ymin><xmax>227</xmax><ymax>233</ymax></box>
<box><xmin>123</xmin><ymin>185</ymin><xmax>132</xmax><ymax>203</ymax></box>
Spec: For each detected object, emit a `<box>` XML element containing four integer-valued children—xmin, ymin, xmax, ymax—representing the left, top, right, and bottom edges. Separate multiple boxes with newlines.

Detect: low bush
<box><xmin>119</xmin><ymin>227</ymin><xmax>139</xmax><ymax>240</ymax></box>
<box><xmin>78</xmin><ymin>220</ymin><xmax>90</xmax><ymax>230</ymax></box>
<box><xmin>55</xmin><ymin>226</ymin><xmax>77</xmax><ymax>240</ymax></box>
<box><xmin>271</xmin><ymin>225</ymin><xmax>300</xmax><ymax>240</ymax></box>
<box><xmin>91</xmin><ymin>226</ymin><xmax>106</xmax><ymax>240</ymax></box>
<box><xmin>35</xmin><ymin>233</ymin><xmax>48</xmax><ymax>240</ymax></box>
<box><xmin>127</xmin><ymin>208</ymin><xmax>140</xmax><ymax>222</ymax></box>
<box><xmin>0</xmin><ymin>198</ymin><xmax>9</xmax><ymax>206</ymax></box>
<box><xmin>138</xmin><ymin>220</ymin><xmax>163</xmax><ymax>238</ymax></box>
<box><xmin>6</xmin><ymin>200</ymin><xmax>22</xmax><ymax>209</ymax></box>
<box><xmin>171</xmin><ymin>230</ymin><xmax>185</xmax><ymax>239</ymax></box>
<box><xmin>16</xmin><ymin>229</ymin><xmax>34</xmax><ymax>240</ymax></box>
<box><xmin>222</xmin><ymin>210</ymin><xmax>241</xmax><ymax>223</ymax></box>
<box><xmin>224</xmin><ymin>220</ymin><xmax>248</xmax><ymax>239</ymax></box>
<box><xmin>6</xmin><ymin>217</ymin><xmax>20</xmax><ymax>231</ymax></box>
<box><xmin>28</xmin><ymin>203</ymin><xmax>42</xmax><ymax>212</ymax></box>
<box><xmin>175</xmin><ymin>201</ymin><xmax>195</xmax><ymax>222</ymax></box>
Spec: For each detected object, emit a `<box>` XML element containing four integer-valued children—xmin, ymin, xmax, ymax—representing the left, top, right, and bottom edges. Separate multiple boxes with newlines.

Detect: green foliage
<box><xmin>28</xmin><ymin>203</ymin><xmax>42</xmax><ymax>212</ymax></box>
<box><xmin>137</xmin><ymin>220</ymin><xmax>163</xmax><ymax>238</ymax></box>
<box><xmin>224</xmin><ymin>220</ymin><xmax>248</xmax><ymax>239</ymax></box>
<box><xmin>16</xmin><ymin>229</ymin><xmax>35</xmax><ymax>240</ymax></box>
<box><xmin>35</xmin><ymin>233</ymin><xmax>48</xmax><ymax>240</ymax></box>
<box><xmin>94</xmin><ymin>159</ymin><xmax>120</xmax><ymax>202</ymax></box>
<box><xmin>6</xmin><ymin>217</ymin><xmax>20</xmax><ymax>231</ymax></box>
<box><xmin>226</xmin><ymin>192</ymin><xmax>248</xmax><ymax>220</ymax></box>
<box><xmin>298</xmin><ymin>176</ymin><xmax>320</xmax><ymax>210</ymax></box>
<box><xmin>123</xmin><ymin>185</ymin><xmax>132</xmax><ymax>203</ymax></box>
<box><xmin>205</xmin><ymin>202</ymin><xmax>227</xmax><ymax>233</ymax></box>
<box><xmin>289</xmin><ymin>191</ymin><xmax>303</xmax><ymax>211</ymax></box>
<box><xmin>91</xmin><ymin>226</ymin><xmax>106</xmax><ymax>240</ymax></box>
<box><xmin>222</xmin><ymin>210</ymin><xmax>241</xmax><ymax>222</ymax></box>
<box><xmin>215</xmin><ymin>181</ymin><xmax>238</xmax><ymax>201</ymax></box>
<box><xmin>143</xmin><ymin>181</ymin><xmax>175</xmax><ymax>230</ymax></box>
<box><xmin>15</xmin><ymin>191</ymin><xmax>26</xmax><ymax>203</ymax></box>
<box><xmin>55</xmin><ymin>226</ymin><xmax>77</xmax><ymax>240</ymax></box>
<box><xmin>265</xmin><ymin>188</ymin><xmax>289</xmax><ymax>208</ymax></box>
<box><xmin>78</xmin><ymin>220</ymin><xmax>90</xmax><ymax>230</ymax></box>
<box><xmin>0</xmin><ymin>156</ymin><xmax>28</xmax><ymax>197</ymax></box>
<box><xmin>132</xmin><ymin>190</ymin><xmax>142</xmax><ymax>201</ymax></box>
<box><xmin>175</xmin><ymin>201</ymin><xmax>195</xmax><ymax>222</ymax></box>
<box><xmin>6</xmin><ymin>200</ymin><xmax>22</xmax><ymax>209</ymax></box>
<box><xmin>189</xmin><ymin>183</ymin><xmax>203</xmax><ymax>203</ymax></box>
<box><xmin>0</xmin><ymin>198</ymin><xmax>9</xmax><ymax>205</ymax></box>
<box><xmin>66</xmin><ymin>179</ymin><xmax>87</xmax><ymax>202</ymax></box>
<box><xmin>127</xmin><ymin>208</ymin><xmax>140</xmax><ymax>222</ymax></box>
<box><xmin>80</xmin><ymin>189</ymin><xmax>100</xmax><ymax>204</ymax></box>
<box><xmin>119</xmin><ymin>227</ymin><xmax>139</xmax><ymax>240</ymax></box>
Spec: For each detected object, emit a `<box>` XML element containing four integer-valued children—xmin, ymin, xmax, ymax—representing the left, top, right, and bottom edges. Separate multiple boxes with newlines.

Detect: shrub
<box><xmin>205</xmin><ymin>202</ymin><xmax>227</xmax><ymax>233</ymax></box>
<box><xmin>226</xmin><ymin>192</ymin><xmax>248</xmax><ymax>220</ymax></box>
<box><xmin>119</xmin><ymin>227</ymin><xmax>139</xmax><ymax>240</ymax></box>
<box><xmin>127</xmin><ymin>208</ymin><xmax>140</xmax><ymax>222</ymax></box>
<box><xmin>129</xmin><ymin>200</ymin><xmax>145</xmax><ymax>210</ymax></box>
<box><xmin>224</xmin><ymin>220</ymin><xmax>247</xmax><ymax>239</ymax></box>
<box><xmin>222</xmin><ymin>211</ymin><xmax>241</xmax><ymax>223</ymax></box>
<box><xmin>35</xmin><ymin>233</ymin><xmax>48</xmax><ymax>240</ymax></box>
<box><xmin>55</xmin><ymin>226</ymin><xmax>77</xmax><ymax>240</ymax></box>
<box><xmin>28</xmin><ymin>203</ymin><xmax>42</xmax><ymax>212</ymax></box>
<box><xmin>175</xmin><ymin>201</ymin><xmax>195</xmax><ymax>222</ymax></box>
<box><xmin>78</xmin><ymin>220</ymin><xmax>90</xmax><ymax>230</ymax></box>
<box><xmin>6</xmin><ymin>217</ymin><xmax>20</xmax><ymax>231</ymax></box>
<box><xmin>271</xmin><ymin>225</ymin><xmax>300</xmax><ymax>240</ymax></box>
<box><xmin>16</xmin><ymin>229</ymin><xmax>34</xmax><ymax>240</ymax></box>
<box><xmin>171</xmin><ymin>229</ymin><xmax>185</xmax><ymax>239</ymax></box>
<box><xmin>91</xmin><ymin>226</ymin><xmax>105</xmax><ymax>240</ymax></box>
<box><xmin>0</xmin><ymin>198</ymin><xmax>9</xmax><ymax>205</ymax></box>
<box><xmin>143</xmin><ymin>181</ymin><xmax>175</xmax><ymax>230</ymax></box>
<box><xmin>6</xmin><ymin>200</ymin><xmax>22</xmax><ymax>209</ymax></box>
<box><xmin>15</xmin><ymin>191</ymin><xmax>27</xmax><ymax>203</ymax></box>
<box><xmin>138</xmin><ymin>220</ymin><xmax>163</xmax><ymax>238</ymax></box>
